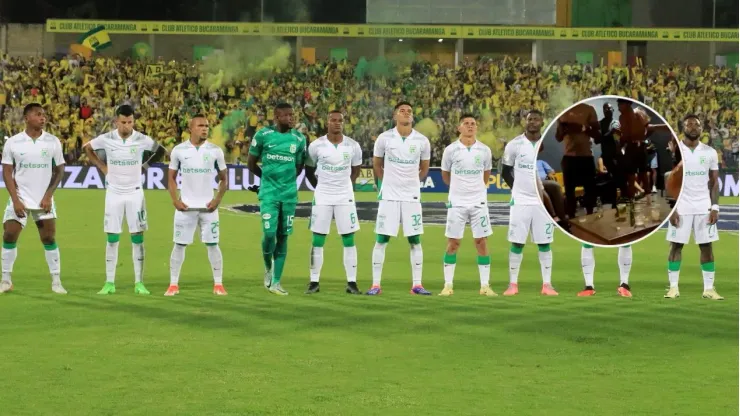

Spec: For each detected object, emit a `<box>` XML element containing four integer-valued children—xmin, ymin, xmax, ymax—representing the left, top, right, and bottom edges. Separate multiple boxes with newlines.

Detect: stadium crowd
<box><xmin>0</xmin><ymin>54</ymin><xmax>737</xmax><ymax>168</ymax></box>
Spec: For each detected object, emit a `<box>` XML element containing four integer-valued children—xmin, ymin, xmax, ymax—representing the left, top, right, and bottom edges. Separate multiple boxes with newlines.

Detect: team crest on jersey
<box><xmin>130</xmin><ymin>146</ymin><xmax>138</xmax><ymax>155</ymax></box>
<box><xmin>474</xmin><ymin>154</ymin><xmax>482</xmax><ymax>166</ymax></box>
<box><xmin>409</xmin><ymin>145</ymin><xmax>417</xmax><ymax>153</ymax></box>
<box><xmin>289</xmin><ymin>144</ymin><xmax>297</xmax><ymax>154</ymax></box>
<box><xmin>203</xmin><ymin>153</ymin><xmax>211</xmax><ymax>163</ymax></box>
<box><xmin>343</xmin><ymin>152</ymin><xmax>350</xmax><ymax>162</ymax></box>
<box><xmin>41</xmin><ymin>148</ymin><xmax>49</xmax><ymax>158</ymax></box>
<box><xmin>699</xmin><ymin>156</ymin><xmax>707</xmax><ymax>165</ymax></box>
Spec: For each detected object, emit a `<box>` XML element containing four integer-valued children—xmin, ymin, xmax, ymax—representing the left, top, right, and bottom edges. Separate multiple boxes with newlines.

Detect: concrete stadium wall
<box><xmin>0</xmin><ymin>23</ymin><xmax>732</xmax><ymax>67</ymax></box>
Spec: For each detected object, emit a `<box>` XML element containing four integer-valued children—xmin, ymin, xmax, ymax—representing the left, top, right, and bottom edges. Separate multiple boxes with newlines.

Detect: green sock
<box><xmin>262</xmin><ymin>234</ymin><xmax>276</xmax><ymax>271</ymax></box>
<box><xmin>271</xmin><ymin>235</ymin><xmax>288</xmax><ymax>285</ymax></box>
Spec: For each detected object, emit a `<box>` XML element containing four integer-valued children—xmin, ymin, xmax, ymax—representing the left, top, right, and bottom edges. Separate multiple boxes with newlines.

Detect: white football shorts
<box><xmin>310</xmin><ymin>204</ymin><xmax>360</xmax><ymax>235</ymax></box>
<box><xmin>173</xmin><ymin>210</ymin><xmax>220</xmax><ymax>245</ymax></box>
<box><xmin>666</xmin><ymin>213</ymin><xmax>719</xmax><ymax>245</ymax></box>
<box><xmin>445</xmin><ymin>204</ymin><xmax>492</xmax><ymax>239</ymax></box>
<box><xmin>507</xmin><ymin>204</ymin><xmax>555</xmax><ymax>244</ymax></box>
<box><xmin>104</xmin><ymin>189</ymin><xmax>147</xmax><ymax>234</ymax></box>
<box><xmin>375</xmin><ymin>200</ymin><xmax>423</xmax><ymax>237</ymax></box>
<box><xmin>3</xmin><ymin>199</ymin><xmax>56</xmax><ymax>228</ymax></box>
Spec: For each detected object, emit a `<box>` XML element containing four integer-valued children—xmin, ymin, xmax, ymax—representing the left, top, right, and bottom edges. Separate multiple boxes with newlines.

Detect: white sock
<box><xmin>310</xmin><ymin>246</ymin><xmax>324</xmax><ymax>283</ymax></box>
<box><xmin>105</xmin><ymin>242</ymin><xmax>118</xmax><ymax>283</ymax></box>
<box><xmin>618</xmin><ymin>246</ymin><xmax>632</xmax><ymax>285</ymax></box>
<box><xmin>539</xmin><ymin>250</ymin><xmax>553</xmax><ymax>284</ymax></box>
<box><xmin>443</xmin><ymin>262</ymin><xmax>455</xmax><ymax>285</ymax></box>
<box><xmin>478</xmin><ymin>263</ymin><xmax>490</xmax><ymax>286</ymax></box>
<box><xmin>169</xmin><ymin>244</ymin><xmax>186</xmax><ymax>285</ymax></box>
<box><xmin>668</xmin><ymin>270</ymin><xmax>680</xmax><ymax>288</ymax></box>
<box><xmin>702</xmin><ymin>271</ymin><xmax>715</xmax><ymax>291</ymax></box>
<box><xmin>581</xmin><ymin>247</ymin><xmax>595</xmax><ymax>287</ymax></box>
<box><xmin>410</xmin><ymin>244</ymin><xmax>423</xmax><ymax>286</ymax></box>
<box><xmin>206</xmin><ymin>245</ymin><xmax>223</xmax><ymax>285</ymax></box>
<box><xmin>2</xmin><ymin>246</ymin><xmax>17</xmax><ymax>282</ymax></box>
<box><xmin>343</xmin><ymin>246</ymin><xmax>357</xmax><ymax>282</ymax></box>
<box><xmin>509</xmin><ymin>251</ymin><xmax>522</xmax><ymax>284</ymax></box>
<box><xmin>371</xmin><ymin>242</ymin><xmax>387</xmax><ymax>286</ymax></box>
<box><xmin>132</xmin><ymin>243</ymin><xmax>144</xmax><ymax>283</ymax></box>
<box><xmin>44</xmin><ymin>247</ymin><xmax>61</xmax><ymax>284</ymax></box>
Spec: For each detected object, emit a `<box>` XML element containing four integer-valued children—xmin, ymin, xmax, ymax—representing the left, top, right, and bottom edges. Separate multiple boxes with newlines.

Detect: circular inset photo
<box><xmin>535</xmin><ymin>95</ymin><xmax>682</xmax><ymax>247</ymax></box>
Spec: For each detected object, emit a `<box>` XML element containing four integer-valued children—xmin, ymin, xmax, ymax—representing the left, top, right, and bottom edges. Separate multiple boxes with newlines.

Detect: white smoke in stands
<box><xmin>199</xmin><ymin>36</ymin><xmax>291</xmax><ymax>92</ymax></box>
<box><xmin>548</xmin><ymin>85</ymin><xmax>576</xmax><ymax>115</ymax></box>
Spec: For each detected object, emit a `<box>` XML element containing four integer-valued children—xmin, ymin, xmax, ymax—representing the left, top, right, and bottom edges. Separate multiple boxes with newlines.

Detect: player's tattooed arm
<box><xmin>418</xmin><ymin>159</ymin><xmax>430</xmax><ymax>180</ymax></box>
<box><xmin>208</xmin><ymin>168</ymin><xmax>228</xmax><ymax>212</ymax></box>
<box><xmin>441</xmin><ymin>170</ymin><xmax>451</xmax><ymax>186</ymax></box>
<box><xmin>372</xmin><ymin>156</ymin><xmax>384</xmax><ymax>183</ymax></box>
<box><xmin>350</xmin><ymin>166</ymin><xmax>361</xmax><ymax>184</ymax></box>
<box><xmin>708</xmin><ymin>169</ymin><xmax>719</xmax><ymax>225</ymax></box>
<box><xmin>167</xmin><ymin>168</ymin><xmax>188</xmax><ymax>211</ymax></box>
<box><xmin>2</xmin><ymin>164</ymin><xmax>24</xmax><ymax>217</ymax></box>
<box><xmin>40</xmin><ymin>164</ymin><xmax>65</xmax><ymax>212</ymax></box>
<box><xmin>143</xmin><ymin>144</ymin><xmax>167</xmax><ymax>169</ymax></box>
<box><xmin>501</xmin><ymin>164</ymin><xmax>514</xmax><ymax>189</ymax></box>
<box><xmin>304</xmin><ymin>165</ymin><xmax>318</xmax><ymax>188</ymax></box>
<box><xmin>83</xmin><ymin>142</ymin><xmax>107</xmax><ymax>175</ymax></box>
<box><xmin>246</xmin><ymin>154</ymin><xmax>262</xmax><ymax>178</ymax></box>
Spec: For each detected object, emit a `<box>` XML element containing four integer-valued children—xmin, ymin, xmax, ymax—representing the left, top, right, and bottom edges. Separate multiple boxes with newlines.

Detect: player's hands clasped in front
<box><xmin>669</xmin><ymin>211</ymin><xmax>680</xmax><ymax>227</ymax></box>
<box><xmin>12</xmin><ymin>199</ymin><xmax>25</xmax><ymax>218</ymax></box>
<box><xmin>173</xmin><ymin>200</ymin><xmax>189</xmax><ymax>212</ymax></box>
<box><xmin>39</xmin><ymin>195</ymin><xmax>53</xmax><ymax>213</ymax></box>
<box><xmin>708</xmin><ymin>210</ymin><xmax>718</xmax><ymax>225</ymax></box>
<box><xmin>206</xmin><ymin>198</ymin><xmax>221</xmax><ymax>213</ymax></box>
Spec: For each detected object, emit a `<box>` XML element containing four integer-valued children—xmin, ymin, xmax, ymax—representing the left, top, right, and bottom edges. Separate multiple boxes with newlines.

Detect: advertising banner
<box><xmin>45</xmin><ymin>20</ymin><xmax>739</xmax><ymax>42</ymax></box>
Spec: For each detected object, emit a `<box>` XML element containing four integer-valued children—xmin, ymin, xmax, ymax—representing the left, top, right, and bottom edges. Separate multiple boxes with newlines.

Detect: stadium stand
<box><xmin>0</xmin><ymin>55</ymin><xmax>736</xmax><ymax>168</ymax></box>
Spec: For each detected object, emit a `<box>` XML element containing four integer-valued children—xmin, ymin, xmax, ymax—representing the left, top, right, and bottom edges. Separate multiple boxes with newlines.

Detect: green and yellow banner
<box><xmin>46</xmin><ymin>20</ymin><xmax>739</xmax><ymax>42</ymax></box>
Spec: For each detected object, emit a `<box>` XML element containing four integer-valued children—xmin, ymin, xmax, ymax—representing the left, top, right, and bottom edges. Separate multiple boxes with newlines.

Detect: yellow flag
<box><xmin>79</xmin><ymin>26</ymin><xmax>111</xmax><ymax>51</ymax></box>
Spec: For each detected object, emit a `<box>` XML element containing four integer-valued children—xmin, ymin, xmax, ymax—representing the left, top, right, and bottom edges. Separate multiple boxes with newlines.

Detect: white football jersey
<box><xmin>88</xmin><ymin>129</ymin><xmax>159</xmax><ymax>194</ymax></box>
<box><xmin>169</xmin><ymin>141</ymin><xmax>227</xmax><ymax>208</ymax></box>
<box><xmin>502</xmin><ymin>134</ymin><xmax>541</xmax><ymax>206</ymax></box>
<box><xmin>441</xmin><ymin>139</ymin><xmax>492</xmax><ymax>207</ymax></box>
<box><xmin>307</xmin><ymin>135</ymin><xmax>362</xmax><ymax>206</ymax></box>
<box><xmin>373</xmin><ymin>128</ymin><xmax>431</xmax><ymax>202</ymax></box>
<box><xmin>1</xmin><ymin>131</ymin><xmax>65</xmax><ymax>209</ymax></box>
<box><xmin>676</xmin><ymin>141</ymin><xmax>718</xmax><ymax>215</ymax></box>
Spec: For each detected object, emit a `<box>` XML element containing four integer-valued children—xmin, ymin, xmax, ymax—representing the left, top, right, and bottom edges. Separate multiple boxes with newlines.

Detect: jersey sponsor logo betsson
<box><xmin>109</xmin><ymin>159</ymin><xmax>139</xmax><ymax>166</ymax></box>
<box><xmin>454</xmin><ymin>168</ymin><xmax>483</xmax><ymax>175</ymax></box>
<box><xmin>18</xmin><ymin>162</ymin><xmax>51</xmax><ymax>169</ymax></box>
<box><xmin>265</xmin><ymin>154</ymin><xmax>295</xmax><ymax>162</ymax></box>
<box><xmin>388</xmin><ymin>156</ymin><xmax>417</xmax><ymax>164</ymax></box>
<box><xmin>685</xmin><ymin>170</ymin><xmax>708</xmax><ymax>177</ymax></box>
<box><xmin>320</xmin><ymin>164</ymin><xmax>349</xmax><ymax>172</ymax></box>
<box><xmin>517</xmin><ymin>163</ymin><xmax>535</xmax><ymax>170</ymax></box>
<box><xmin>181</xmin><ymin>167</ymin><xmax>214</xmax><ymax>174</ymax></box>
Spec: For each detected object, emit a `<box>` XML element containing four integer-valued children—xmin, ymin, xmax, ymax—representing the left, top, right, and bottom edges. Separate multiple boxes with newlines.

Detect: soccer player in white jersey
<box><xmin>579</xmin><ymin>245</ymin><xmax>633</xmax><ymax>297</ymax></box>
<box><xmin>367</xmin><ymin>101</ymin><xmax>432</xmax><ymax>295</ymax></box>
<box><xmin>501</xmin><ymin>110</ymin><xmax>558</xmax><ymax>296</ymax></box>
<box><xmin>665</xmin><ymin>114</ymin><xmax>722</xmax><ymax>300</ymax></box>
<box><xmin>0</xmin><ymin>104</ymin><xmax>66</xmax><ymax>294</ymax></box>
<box><xmin>304</xmin><ymin>111</ymin><xmax>363</xmax><ymax>295</ymax></box>
<box><xmin>165</xmin><ymin>115</ymin><xmax>228</xmax><ymax>296</ymax></box>
<box><xmin>84</xmin><ymin>105</ymin><xmax>166</xmax><ymax>295</ymax></box>
<box><xmin>438</xmin><ymin>114</ymin><xmax>496</xmax><ymax>296</ymax></box>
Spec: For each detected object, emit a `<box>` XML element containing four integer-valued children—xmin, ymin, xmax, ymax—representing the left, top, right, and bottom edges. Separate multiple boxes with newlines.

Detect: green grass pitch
<box><xmin>0</xmin><ymin>189</ymin><xmax>737</xmax><ymax>415</ymax></box>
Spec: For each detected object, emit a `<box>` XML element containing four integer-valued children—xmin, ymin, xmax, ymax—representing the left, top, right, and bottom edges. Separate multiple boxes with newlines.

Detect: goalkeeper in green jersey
<box><xmin>247</xmin><ymin>103</ymin><xmax>307</xmax><ymax>295</ymax></box>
